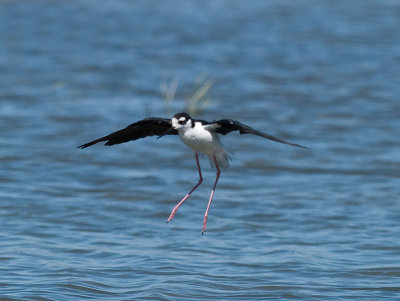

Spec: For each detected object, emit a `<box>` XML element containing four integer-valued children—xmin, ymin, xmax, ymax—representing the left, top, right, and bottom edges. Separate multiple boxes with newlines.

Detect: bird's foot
<box><xmin>166</xmin><ymin>209</ymin><xmax>177</xmax><ymax>223</ymax></box>
<box><xmin>201</xmin><ymin>216</ymin><xmax>208</xmax><ymax>235</ymax></box>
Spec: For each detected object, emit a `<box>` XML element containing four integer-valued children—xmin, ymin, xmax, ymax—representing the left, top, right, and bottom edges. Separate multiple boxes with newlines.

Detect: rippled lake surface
<box><xmin>1</xmin><ymin>0</ymin><xmax>400</xmax><ymax>299</ymax></box>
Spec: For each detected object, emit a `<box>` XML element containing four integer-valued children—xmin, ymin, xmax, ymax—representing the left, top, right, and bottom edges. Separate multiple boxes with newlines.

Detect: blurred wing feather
<box><xmin>213</xmin><ymin>119</ymin><xmax>310</xmax><ymax>150</ymax></box>
<box><xmin>78</xmin><ymin>117</ymin><xmax>176</xmax><ymax>148</ymax></box>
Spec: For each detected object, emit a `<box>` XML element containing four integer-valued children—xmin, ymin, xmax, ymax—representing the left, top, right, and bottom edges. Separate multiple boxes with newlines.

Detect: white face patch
<box><xmin>172</xmin><ymin>116</ymin><xmax>191</xmax><ymax>129</ymax></box>
<box><xmin>177</xmin><ymin>116</ymin><xmax>189</xmax><ymax>126</ymax></box>
<box><xmin>172</xmin><ymin>117</ymin><xmax>179</xmax><ymax>127</ymax></box>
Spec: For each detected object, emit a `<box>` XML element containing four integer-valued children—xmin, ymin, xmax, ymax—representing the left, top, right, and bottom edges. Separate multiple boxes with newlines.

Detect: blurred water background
<box><xmin>1</xmin><ymin>0</ymin><xmax>400</xmax><ymax>299</ymax></box>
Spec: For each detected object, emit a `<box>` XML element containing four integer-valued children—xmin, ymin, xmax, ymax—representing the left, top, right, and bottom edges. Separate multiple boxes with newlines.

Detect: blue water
<box><xmin>1</xmin><ymin>0</ymin><xmax>400</xmax><ymax>299</ymax></box>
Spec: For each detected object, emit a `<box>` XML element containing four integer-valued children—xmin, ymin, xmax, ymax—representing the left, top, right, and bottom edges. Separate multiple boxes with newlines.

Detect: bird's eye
<box><xmin>178</xmin><ymin>119</ymin><xmax>186</xmax><ymax>125</ymax></box>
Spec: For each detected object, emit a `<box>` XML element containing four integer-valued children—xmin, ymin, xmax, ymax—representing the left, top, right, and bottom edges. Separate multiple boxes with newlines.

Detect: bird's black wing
<box><xmin>78</xmin><ymin>117</ymin><xmax>177</xmax><ymax>149</ymax></box>
<box><xmin>212</xmin><ymin>119</ymin><xmax>310</xmax><ymax>150</ymax></box>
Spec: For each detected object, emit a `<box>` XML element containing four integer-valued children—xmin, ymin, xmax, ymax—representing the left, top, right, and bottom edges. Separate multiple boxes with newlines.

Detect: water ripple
<box><xmin>1</xmin><ymin>0</ymin><xmax>400</xmax><ymax>300</ymax></box>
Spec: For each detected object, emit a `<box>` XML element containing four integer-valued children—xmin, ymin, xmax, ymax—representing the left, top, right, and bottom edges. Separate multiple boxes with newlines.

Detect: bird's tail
<box><xmin>208</xmin><ymin>150</ymin><xmax>231</xmax><ymax>170</ymax></box>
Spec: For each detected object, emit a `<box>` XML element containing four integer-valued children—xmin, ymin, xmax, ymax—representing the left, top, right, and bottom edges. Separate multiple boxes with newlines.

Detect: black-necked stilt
<box><xmin>78</xmin><ymin>112</ymin><xmax>310</xmax><ymax>234</ymax></box>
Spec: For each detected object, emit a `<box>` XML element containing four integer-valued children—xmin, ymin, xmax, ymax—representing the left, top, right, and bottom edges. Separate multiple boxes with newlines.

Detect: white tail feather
<box><xmin>208</xmin><ymin>150</ymin><xmax>231</xmax><ymax>169</ymax></box>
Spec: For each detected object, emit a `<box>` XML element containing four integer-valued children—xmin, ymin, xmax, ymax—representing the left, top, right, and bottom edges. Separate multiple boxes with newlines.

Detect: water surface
<box><xmin>1</xmin><ymin>0</ymin><xmax>400</xmax><ymax>300</ymax></box>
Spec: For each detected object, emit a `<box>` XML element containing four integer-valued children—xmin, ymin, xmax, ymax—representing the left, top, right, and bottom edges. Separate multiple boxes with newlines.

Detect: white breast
<box><xmin>179</xmin><ymin>122</ymin><xmax>215</xmax><ymax>152</ymax></box>
<box><xmin>178</xmin><ymin>122</ymin><xmax>230</xmax><ymax>169</ymax></box>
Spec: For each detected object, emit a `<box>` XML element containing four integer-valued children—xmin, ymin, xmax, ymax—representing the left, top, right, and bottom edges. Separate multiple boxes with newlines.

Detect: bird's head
<box><xmin>157</xmin><ymin>112</ymin><xmax>193</xmax><ymax>139</ymax></box>
<box><xmin>171</xmin><ymin>112</ymin><xmax>193</xmax><ymax>130</ymax></box>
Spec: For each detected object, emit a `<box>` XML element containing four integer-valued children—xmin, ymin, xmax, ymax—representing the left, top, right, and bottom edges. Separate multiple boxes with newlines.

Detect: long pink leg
<box><xmin>202</xmin><ymin>155</ymin><xmax>221</xmax><ymax>234</ymax></box>
<box><xmin>167</xmin><ymin>153</ymin><xmax>203</xmax><ymax>223</ymax></box>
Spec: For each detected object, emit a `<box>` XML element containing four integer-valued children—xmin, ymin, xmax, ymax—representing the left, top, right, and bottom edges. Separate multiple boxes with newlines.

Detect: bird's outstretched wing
<box><xmin>211</xmin><ymin>119</ymin><xmax>311</xmax><ymax>150</ymax></box>
<box><xmin>78</xmin><ymin>117</ymin><xmax>177</xmax><ymax>149</ymax></box>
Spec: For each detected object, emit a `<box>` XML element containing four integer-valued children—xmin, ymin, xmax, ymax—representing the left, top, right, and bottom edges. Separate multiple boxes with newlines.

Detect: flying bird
<box><xmin>78</xmin><ymin>112</ymin><xmax>310</xmax><ymax>234</ymax></box>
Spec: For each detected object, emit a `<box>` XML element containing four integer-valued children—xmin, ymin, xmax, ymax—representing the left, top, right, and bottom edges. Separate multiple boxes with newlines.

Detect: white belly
<box><xmin>178</xmin><ymin>125</ymin><xmax>230</xmax><ymax>169</ymax></box>
<box><xmin>180</xmin><ymin>127</ymin><xmax>218</xmax><ymax>154</ymax></box>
